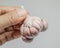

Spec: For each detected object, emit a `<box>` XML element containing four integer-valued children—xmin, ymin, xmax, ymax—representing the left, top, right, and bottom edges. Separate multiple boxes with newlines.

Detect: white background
<box><xmin>0</xmin><ymin>0</ymin><xmax>60</xmax><ymax>48</ymax></box>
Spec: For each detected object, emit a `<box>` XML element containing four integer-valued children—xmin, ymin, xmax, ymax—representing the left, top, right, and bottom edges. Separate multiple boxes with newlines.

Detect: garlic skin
<box><xmin>20</xmin><ymin>16</ymin><xmax>48</xmax><ymax>42</ymax></box>
<box><xmin>41</xmin><ymin>19</ymin><xmax>48</xmax><ymax>32</ymax></box>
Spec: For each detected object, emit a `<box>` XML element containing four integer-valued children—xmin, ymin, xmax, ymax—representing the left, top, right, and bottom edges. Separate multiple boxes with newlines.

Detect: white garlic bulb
<box><xmin>20</xmin><ymin>16</ymin><xmax>48</xmax><ymax>42</ymax></box>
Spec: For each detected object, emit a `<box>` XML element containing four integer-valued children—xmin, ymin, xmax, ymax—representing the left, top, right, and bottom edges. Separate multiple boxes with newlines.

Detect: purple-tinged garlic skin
<box><xmin>20</xmin><ymin>16</ymin><xmax>48</xmax><ymax>42</ymax></box>
<box><xmin>41</xmin><ymin>19</ymin><xmax>48</xmax><ymax>32</ymax></box>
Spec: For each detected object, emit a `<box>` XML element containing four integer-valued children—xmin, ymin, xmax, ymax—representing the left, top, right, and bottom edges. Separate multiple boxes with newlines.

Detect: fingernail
<box><xmin>16</xmin><ymin>9</ymin><xmax>27</xmax><ymax>17</ymax></box>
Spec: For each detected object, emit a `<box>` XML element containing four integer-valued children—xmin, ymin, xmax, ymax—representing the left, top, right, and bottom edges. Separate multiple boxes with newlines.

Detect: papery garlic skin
<box><xmin>41</xmin><ymin>19</ymin><xmax>48</xmax><ymax>32</ymax></box>
<box><xmin>20</xmin><ymin>16</ymin><xmax>48</xmax><ymax>42</ymax></box>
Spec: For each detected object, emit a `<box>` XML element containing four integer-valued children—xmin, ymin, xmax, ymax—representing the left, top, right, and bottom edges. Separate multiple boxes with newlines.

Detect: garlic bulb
<box><xmin>20</xmin><ymin>16</ymin><xmax>48</xmax><ymax>42</ymax></box>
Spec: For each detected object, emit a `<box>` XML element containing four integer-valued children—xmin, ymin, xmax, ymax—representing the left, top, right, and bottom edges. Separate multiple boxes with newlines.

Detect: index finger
<box><xmin>0</xmin><ymin>6</ymin><xmax>21</xmax><ymax>15</ymax></box>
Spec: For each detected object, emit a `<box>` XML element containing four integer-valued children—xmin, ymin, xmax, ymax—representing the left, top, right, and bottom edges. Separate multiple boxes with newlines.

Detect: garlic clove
<box><xmin>41</xmin><ymin>19</ymin><xmax>48</xmax><ymax>32</ymax></box>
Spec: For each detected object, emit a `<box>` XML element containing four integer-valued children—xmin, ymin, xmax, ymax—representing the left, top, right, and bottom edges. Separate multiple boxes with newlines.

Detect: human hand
<box><xmin>0</xmin><ymin>6</ymin><xmax>28</xmax><ymax>45</ymax></box>
<box><xmin>0</xmin><ymin>6</ymin><xmax>48</xmax><ymax>45</ymax></box>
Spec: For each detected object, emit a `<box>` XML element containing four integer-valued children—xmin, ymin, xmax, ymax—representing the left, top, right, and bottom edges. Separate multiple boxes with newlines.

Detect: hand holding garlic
<box><xmin>0</xmin><ymin>6</ymin><xmax>48</xmax><ymax>45</ymax></box>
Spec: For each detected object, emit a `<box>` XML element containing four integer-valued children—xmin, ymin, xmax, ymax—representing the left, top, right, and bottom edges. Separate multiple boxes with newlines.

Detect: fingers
<box><xmin>0</xmin><ymin>30</ymin><xmax>21</xmax><ymax>45</ymax></box>
<box><xmin>0</xmin><ymin>9</ymin><xmax>28</xmax><ymax>33</ymax></box>
<box><xmin>0</xmin><ymin>6</ymin><xmax>21</xmax><ymax>15</ymax></box>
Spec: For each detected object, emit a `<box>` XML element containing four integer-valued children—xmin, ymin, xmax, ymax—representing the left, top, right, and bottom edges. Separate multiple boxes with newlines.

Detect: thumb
<box><xmin>0</xmin><ymin>9</ymin><xmax>28</xmax><ymax>29</ymax></box>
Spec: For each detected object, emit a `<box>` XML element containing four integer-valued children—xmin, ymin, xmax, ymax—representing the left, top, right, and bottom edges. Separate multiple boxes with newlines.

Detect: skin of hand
<box><xmin>0</xmin><ymin>6</ymin><xmax>28</xmax><ymax>45</ymax></box>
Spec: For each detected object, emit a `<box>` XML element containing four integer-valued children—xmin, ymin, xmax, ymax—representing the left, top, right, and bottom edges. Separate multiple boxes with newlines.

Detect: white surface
<box><xmin>0</xmin><ymin>0</ymin><xmax>60</xmax><ymax>48</ymax></box>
